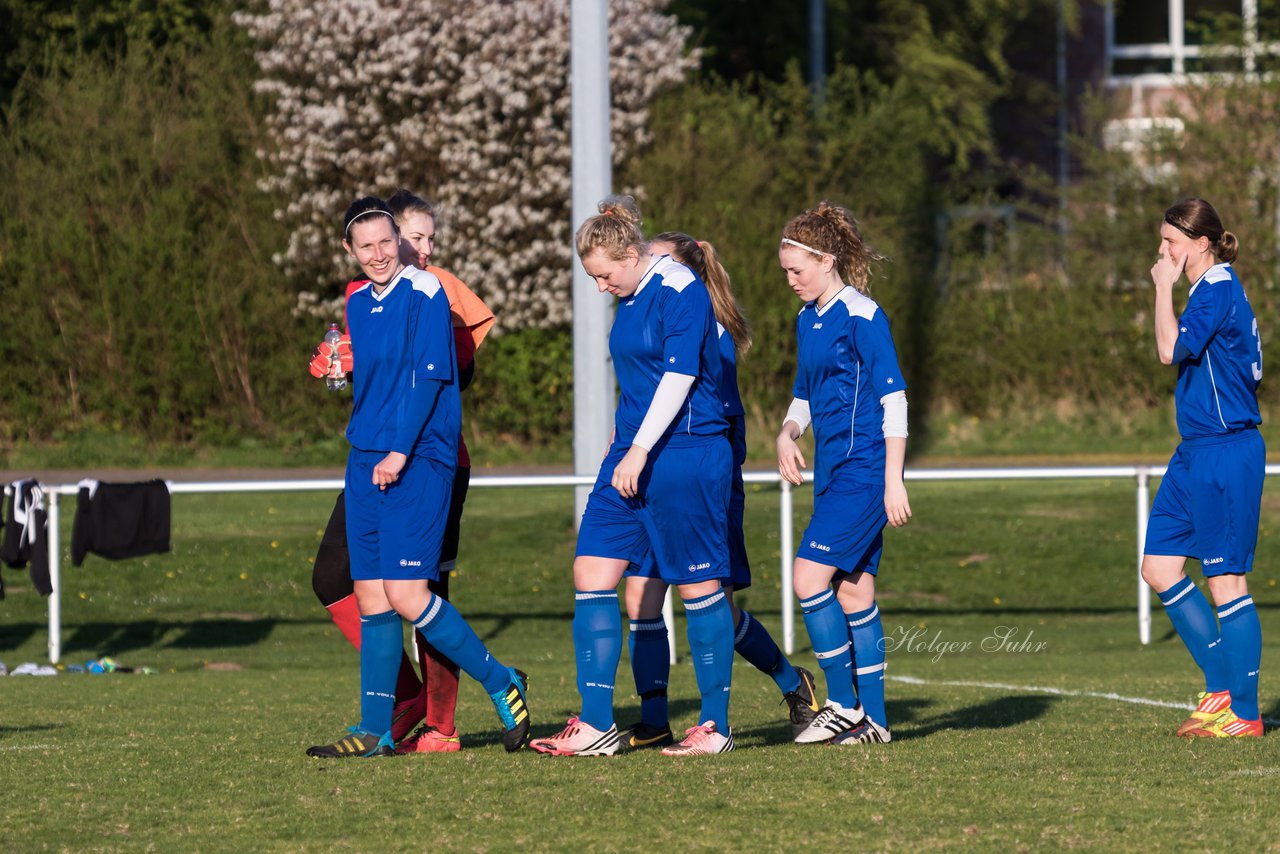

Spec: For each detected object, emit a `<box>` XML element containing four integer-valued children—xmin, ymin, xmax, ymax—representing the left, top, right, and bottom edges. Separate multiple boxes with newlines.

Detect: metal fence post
<box><xmin>780</xmin><ymin>479</ymin><xmax>795</xmax><ymax>655</ymax></box>
<box><xmin>1136</xmin><ymin>469</ymin><xmax>1152</xmax><ymax>645</ymax></box>
<box><xmin>47</xmin><ymin>489</ymin><xmax>62</xmax><ymax>664</ymax></box>
<box><xmin>663</xmin><ymin>586</ymin><xmax>676</xmax><ymax>665</ymax></box>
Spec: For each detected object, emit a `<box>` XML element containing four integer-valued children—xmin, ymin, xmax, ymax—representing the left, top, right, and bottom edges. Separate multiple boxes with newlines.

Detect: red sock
<box><xmin>325</xmin><ymin>593</ymin><xmax>363</xmax><ymax>649</ymax></box>
<box><xmin>420</xmin><ymin>639</ymin><xmax>460</xmax><ymax>734</ymax></box>
<box><xmin>326</xmin><ymin>593</ymin><xmax>422</xmax><ymax>704</ymax></box>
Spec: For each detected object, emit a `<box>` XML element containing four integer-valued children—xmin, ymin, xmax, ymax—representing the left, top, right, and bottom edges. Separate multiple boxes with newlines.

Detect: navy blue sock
<box><xmin>1217</xmin><ymin>594</ymin><xmax>1262</xmax><ymax>721</ymax></box>
<box><xmin>1158</xmin><ymin>577</ymin><xmax>1229</xmax><ymax>693</ymax></box>
<box><xmin>412</xmin><ymin>595</ymin><xmax>507</xmax><ymax>695</ymax></box>
<box><xmin>684</xmin><ymin>589</ymin><xmax>734</xmax><ymax>733</ymax></box>
<box><xmin>847</xmin><ymin>604</ymin><xmax>887</xmax><ymax>726</ymax></box>
<box><xmin>628</xmin><ymin>617</ymin><xmax>670</xmax><ymax>727</ymax></box>
<box><xmin>358</xmin><ymin>609</ymin><xmax>401</xmax><ymax>735</ymax></box>
<box><xmin>734</xmin><ymin>609</ymin><xmax>800</xmax><ymax>695</ymax></box>
<box><xmin>574</xmin><ymin>590</ymin><xmax>622</xmax><ymax>731</ymax></box>
<box><xmin>801</xmin><ymin>589</ymin><xmax>856</xmax><ymax>707</ymax></box>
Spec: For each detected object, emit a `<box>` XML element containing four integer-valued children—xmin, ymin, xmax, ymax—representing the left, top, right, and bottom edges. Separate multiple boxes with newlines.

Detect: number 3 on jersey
<box><xmin>1252</xmin><ymin>317</ymin><xmax>1263</xmax><ymax>381</ymax></box>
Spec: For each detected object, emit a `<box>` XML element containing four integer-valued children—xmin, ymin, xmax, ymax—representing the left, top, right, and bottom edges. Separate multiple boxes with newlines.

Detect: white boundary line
<box><xmin>890</xmin><ymin>674</ymin><xmax>1280</xmax><ymax>726</ymax></box>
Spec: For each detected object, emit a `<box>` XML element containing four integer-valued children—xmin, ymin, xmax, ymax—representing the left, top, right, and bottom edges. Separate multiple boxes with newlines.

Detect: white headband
<box><xmin>781</xmin><ymin>237</ymin><xmax>834</xmax><ymax>258</ymax></box>
<box><xmin>344</xmin><ymin>208</ymin><xmax>393</xmax><ymax>237</ymax></box>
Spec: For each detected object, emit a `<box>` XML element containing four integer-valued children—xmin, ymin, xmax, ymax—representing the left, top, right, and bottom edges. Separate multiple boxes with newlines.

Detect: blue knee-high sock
<box><xmin>412</xmin><ymin>595</ymin><xmax>508</xmax><ymax>695</ymax></box>
<box><xmin>734</xmin><ymin>609</ymin><xmax>800</xmax><ymax>695</ymax></box>
<box><xmin>1158</xmin><ymin>577</ymin><xmax>1230</xmax><ymax>693</ymax></box>
<box><xmin>629</xmin><ymin>617</ymin><xmax>670</xmax><ymax>727</ymax></box>
<box><xmin>358</xmin><ymin>609</ymin><xmax>401</xmax><ymax>735</ymax></box>
<box><xmin>801</xmin><ymin>590</ymin><xmax>857</xmax><ymax>708</ymax></box>
<box><xmin>847</xmin><ymin>604</ymin><xmax>887</xmax><ymax>726</ymax></box>
<box><xmin>574</xmin><ymin>590</ymin><xmax>622</xmax><ymax>731</ymax></box>
<box><xmin>684</xmin><ymin>590</ymin><xmax>734</xmax><ymax>733</ymax></box>
<box><xmin>1217</xmin><ymin>594</ymin><xmax>1262</xmax><ymax>721</ymax></box>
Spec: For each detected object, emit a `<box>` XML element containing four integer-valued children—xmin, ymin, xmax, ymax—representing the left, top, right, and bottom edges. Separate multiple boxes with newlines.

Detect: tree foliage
<box><xmin>0</xmin><ymin>0</ymin><xmax>230</xmax><ymax>110</ymax></box>
<box><xmin>0</xmin><ymin>26</ymin><xmax>298</xmax><ymax>443</ymax></box>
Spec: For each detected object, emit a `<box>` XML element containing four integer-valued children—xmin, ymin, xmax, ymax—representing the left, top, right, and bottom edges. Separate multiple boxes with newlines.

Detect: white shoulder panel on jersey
<box><xmin>716</xmin><ymin>321</ymin><xmax>727</xmax><ymax>339</ymax></box>
<box><xmin>349</xmin><ymin>281</ymin><xmax>372</xmax><ymax>298</ymax></box>
<box><xmin>833</xmin><ymin>286</ymin><xmax>880</xmax><ymax>322</ymax></box>
<box><xmin>405</xmin><ymin>264</ymin><xmax>444</xmax><ymax>299</ymax></box>
<box><xmin>654</xmin><ymin>255</ymin><xmax>698</xmax><ymax>293</ymax></box>
<box><xmin>1202</xmin><ymin>263</ymin><xmax>1232</xmax><ymax>285</ymax></box>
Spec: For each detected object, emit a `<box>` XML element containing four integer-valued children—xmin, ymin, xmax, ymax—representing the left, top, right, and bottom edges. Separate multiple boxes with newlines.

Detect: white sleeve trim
<box><xmin>632</xmin><ymin>372</ymin><xmax>696</xmax><ymax>450</ymax></box>
<box><xmin>784</xmin><ymin>398</ymin><xmax>811</xmax><ymax>436</ymax></box>
<box><xmin>881</xmin><ymin>390</ymin><xmax>908</xmax><ymax>438</ymax></box>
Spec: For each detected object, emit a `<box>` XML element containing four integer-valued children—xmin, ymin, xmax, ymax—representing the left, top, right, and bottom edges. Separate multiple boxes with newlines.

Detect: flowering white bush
<box><xmin>236</xmin><ymin>0</ymin><xmax>695</xmax><ymax>329</ymax></box>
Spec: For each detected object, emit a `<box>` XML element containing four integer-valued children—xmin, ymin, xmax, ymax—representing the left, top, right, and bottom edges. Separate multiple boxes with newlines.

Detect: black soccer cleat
<box><xmin>783</xmin><ymin>666</ymin><xmax>821</xmax><ymax>736</ymax></box>
<box><xmin>489</xmin><ymin>667</ymin><xmax>531</xmax><ymax>752</ymax></box>
<box><xmin>618</xmin><ymin>720</ymin><xmax>675</xmax><ymax>750</ymax></box>
<box><xmin>306</xmin><ymin>726</ymin><xmax>395</xmax><ymax>758</ymax></box>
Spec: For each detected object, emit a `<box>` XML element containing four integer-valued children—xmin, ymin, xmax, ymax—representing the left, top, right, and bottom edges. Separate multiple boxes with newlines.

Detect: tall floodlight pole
<box><xmin>1056</xmin><ymin>0</ymin><xmax>1069</xmax><ymax>243</ymax></box>
<box><xmin>571</xmin><ymin>0</ymin><xmax>616</xmax><ymax>523</ymax></box>
<box><xmin>809</xmin><ymin>0</ymin><xmax>826</xmax><ymax>106</ymax></box>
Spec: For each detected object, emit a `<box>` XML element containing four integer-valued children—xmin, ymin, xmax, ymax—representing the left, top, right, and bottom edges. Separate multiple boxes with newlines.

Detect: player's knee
<box><xmin>1206</xmin><ymin>572</ymin><xmax>1248</xmax><ymax>605</ymax></box>
<box><xmin>1140</xmin><ymin>556</ymin><xmax>1182</xmax><ymax>593</ymax></box>
<box><xmin>835</xmin><ymin>583</ymin><xmax>872</xmax><ymax>613</ymax></box>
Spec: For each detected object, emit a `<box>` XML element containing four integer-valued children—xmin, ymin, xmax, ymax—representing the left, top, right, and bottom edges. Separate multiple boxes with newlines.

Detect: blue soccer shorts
<box><xmin>1145</xmin><ymin>429</ymin><xmax>1265</xmax><ymax>576</ymax></box>
<box><xmin>625</xmin><ymin>462</ymin><xmax>751</xmax><ymax>588</ymax></box>
<box><xmin>579</xmin><ymin>440</ymin><xmax>731</xmax><ymax>586</ymax></box>
<box><xmin>796</xmin><ymin>481</ymin><xmax>887</xmax><ymax>575</ymax></box>
<box><xmin>345</xmin><ymin>448</ymin><xmax>453</xmax><ymax>581</ymax></box>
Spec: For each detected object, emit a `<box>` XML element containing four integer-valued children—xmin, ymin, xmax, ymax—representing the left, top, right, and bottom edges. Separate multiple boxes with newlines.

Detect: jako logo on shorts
<box><xmin>809</xmin><ymin>541</ymin><xmax>831</xmax><ymax>552</ymax></box>
<box><xmin>399</xmin><ymin>559</ymin><xmax>422</xmax><ymax>567</ymax></box>
<box><xmin>688</xmin><ymin>562</ymin><xmax>711</xmax><ymax>572</ymax></box>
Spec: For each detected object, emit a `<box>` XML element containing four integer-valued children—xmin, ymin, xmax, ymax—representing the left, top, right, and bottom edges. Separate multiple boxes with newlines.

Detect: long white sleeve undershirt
<box><xmin>783</xmin><ymin>397</ymin><xmax>811</xmax><ymax>435</ymax></box>
<box><xmin>632</xmin><ymin>372</ymin><xmax>696</xmax><ymax>451</ymax></box>
<box><xmin>881</xmin><ymin>390</ymin><xmax>908</xmax><ymax>438</ymax></box>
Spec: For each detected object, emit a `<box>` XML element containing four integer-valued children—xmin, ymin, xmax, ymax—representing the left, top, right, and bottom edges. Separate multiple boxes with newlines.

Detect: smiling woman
<box><xmin>341</xmin><ymin>198</ymin><xmax>402</xmax><ymax>289</ymax></box>
<box><xmin>305</xmin><ymin>195</ymin><xmax>531</xmax><ymax>759</ymax></box>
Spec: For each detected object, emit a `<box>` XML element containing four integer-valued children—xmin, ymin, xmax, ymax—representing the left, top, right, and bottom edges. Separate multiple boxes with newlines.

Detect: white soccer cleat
<box><xmin>794</xmin><ymin>700</ymin><xmax>867</xmax><ymax>744</ymax></box>
<box><xmin>529</xmin><ymin>716</ymin><xmax>620</xmax><ymax>756</ymax></box>
<box><xmin>660</xmin><ymin>721</ymin><xmax>735</xmax><ymax>756</ymax></box>
<box><xmin>831</xmin><ymin>715</ymin><xmax>892</xmax><ymax>744</ymax></box>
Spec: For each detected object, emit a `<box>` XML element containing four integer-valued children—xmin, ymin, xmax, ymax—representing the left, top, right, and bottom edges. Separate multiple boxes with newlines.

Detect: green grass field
<box><xmin>2</xmin><ymin>480</ymin><xmax>1278</xmax><ymax>851</ymax></box>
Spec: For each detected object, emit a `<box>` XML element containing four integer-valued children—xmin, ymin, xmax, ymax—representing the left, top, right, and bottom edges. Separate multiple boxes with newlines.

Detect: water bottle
<box><xmin>324</xmin><ymin>323</ymin><xmax>347</xmax><ymax>391</ymax></box>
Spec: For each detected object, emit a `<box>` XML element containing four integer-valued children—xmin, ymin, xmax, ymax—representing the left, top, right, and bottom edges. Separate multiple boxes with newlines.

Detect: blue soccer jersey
<box><xmin>717</xmin><ymin>324</ymin><xmax>748</xmax><ymax>467</ymax></box>
<box><xmin>610</xmin><ymin>255</ymin><xmax>727</xmax><ymax>449</ymax></box>
<box><xmin>1172</xmin><ymin>263</ymin><xmax>1262</xmax><ymax>439</ymax></box>
<box><xmin>345</xmin><ymin>266</ymin><xmax>460</xmax><ymax>467</ymax></box>
<box><xmin>793</xmin><ymin>286</ymin><xmax>906</xmax><ymax>493</ymax></box>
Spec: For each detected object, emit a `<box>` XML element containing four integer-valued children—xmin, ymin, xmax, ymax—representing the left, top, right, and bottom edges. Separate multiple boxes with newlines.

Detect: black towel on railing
<box><xmin>1</xmin><ymin>479</ymin><xmax>52</xmax><ymax>597</ymax></box>
<box><xmin>71</xmin><ymin>479</ymin><xmax>171</xmax><ymax>567</ymax></box>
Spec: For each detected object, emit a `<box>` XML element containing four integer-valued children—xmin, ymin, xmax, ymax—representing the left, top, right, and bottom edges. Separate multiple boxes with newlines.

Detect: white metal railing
<box><xmin>13</xmin><ymin>464</ymin><xmax>1279</xmax><ymax>663</ymax></box>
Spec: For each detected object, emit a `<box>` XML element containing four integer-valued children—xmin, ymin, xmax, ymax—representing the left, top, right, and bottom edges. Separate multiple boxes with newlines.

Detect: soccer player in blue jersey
<box><xmin>306</xmin><ymin>196</ymin><xmax>530</xmax><ymax>757</ymax></box>
<box><xmin>618</xmin><ymin>232</ymin><xmax>819</xmax><ymax>750</ymax></box>
<box><xmin>776</xmin><ymin>201</ymin><xmax>911</xmax><ymax>745</ymax></box>
<box><xmin>529</xmin><ymin>198</ymin><xmax>738</xmax><ymax>756</ymax></box>
<box><xmin>1140</xmin><ymin>198</ymin><xmax>1265</xmax><ymax>739</ymax></box>
<box><xmin>307</xmin><ymin>190</ymin><xmax>496</xmax><ymax>755</ymax></box>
